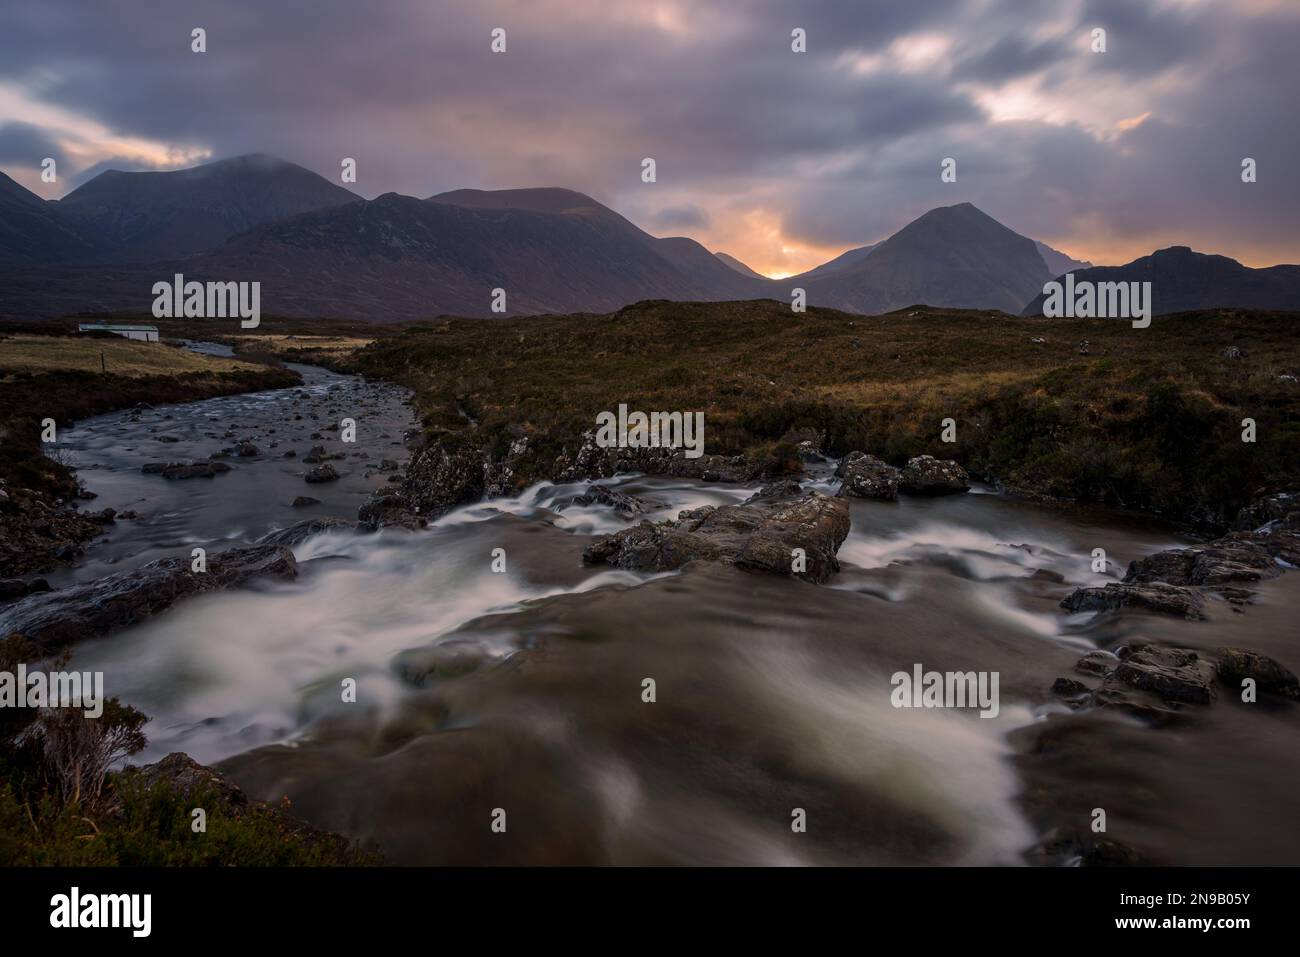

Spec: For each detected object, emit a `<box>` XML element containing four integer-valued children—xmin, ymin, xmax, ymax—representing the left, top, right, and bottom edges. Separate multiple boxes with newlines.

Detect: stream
<box><xmin>51</xmin><ymin>345</ymin><xmax>1300</xmax><ymax>865</ymax></box>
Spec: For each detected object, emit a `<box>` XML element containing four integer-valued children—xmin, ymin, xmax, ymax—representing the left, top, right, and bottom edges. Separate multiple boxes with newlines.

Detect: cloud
<box><xmin>0</xmin><ymin>0</ymin><xmax>1295</xmax><ymax>271</ymax></box>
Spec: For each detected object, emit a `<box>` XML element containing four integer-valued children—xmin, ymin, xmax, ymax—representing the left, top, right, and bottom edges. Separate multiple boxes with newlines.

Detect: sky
<box><xmin>1</xmin><ymin>0</ymin><xmax>1297</xmax><ymax>277</ymax></box>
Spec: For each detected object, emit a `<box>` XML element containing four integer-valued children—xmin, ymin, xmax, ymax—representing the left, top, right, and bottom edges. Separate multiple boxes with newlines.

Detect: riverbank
<box><xmin>0</xmin><ymin>333</ymin><xmax>301</xmax><ymax>577</ymax></box>
<box><xmin>342</xmin><ymin>300</ymin><xmax>1300</xmax><ymax>532</ymax></box>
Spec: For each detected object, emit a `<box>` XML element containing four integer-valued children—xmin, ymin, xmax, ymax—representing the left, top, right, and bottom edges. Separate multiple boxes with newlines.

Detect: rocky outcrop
<box><xmin>582</xmin><ymin>489</ymin><xmax>850</xmax><ymax>583</ymax></box>
<box><xmin>1061</xmin><ymin>514</ymin><xmax>1300</xmax><ymax>619</ymax></box>
<box><xmin>1051</xmin><ymin>642</ymin><xmax>1298</xmax><ymax>722</ymax></box>
<box><xmin>899</xmin><ymin>455</ymin><xmax>970</xmax><ymax>495</ymax></box>
<box><xmin>559</xmin><ymin>484</ymin><xmax>666</xmax><ymax>516</ymax></box>
<box><xmin>0</xmin><ymin>544</ymin><xmax>297</xmax><ymax>653</ymax></box>
<box><xmin>555</xmin><ymin>430</ymin><xmax>757</xmax><ymax>485</ymax></box>
<box><xmin>1060</xmin><ymin>581</ymin><xmax>1206</xmax><ymax>620</ymax></box>
<box><xmin>837</xmin><ymin>452</ymin><xmax>900</xmax><ymax>501</ymax></box>
<box><xmin>1232</xmin><ymin>492</ymin><xmax>1299</xmax><ymax>532</ymax></box>
<box><xmin>1217</xmin><ymin>647</ymin><xmax>1300</xmax><ymax>700</ymax></box>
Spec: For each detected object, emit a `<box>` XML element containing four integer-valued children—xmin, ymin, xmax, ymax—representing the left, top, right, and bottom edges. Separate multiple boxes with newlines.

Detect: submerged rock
<box><xmin>837</xmin><ymin>453</ymin><xmax>900</xmax><ymax>501</ymax></box>
<box><xmin>0</xmin><ymin>544</ymin><xmax>297</xmax><ymax>652</ymax></box>
<box><xmin>256</xmin><ymin>519</ymin><xmax>355</xmax><ymax>548</ymax></box>
<box><xmin>582</xmin><ymin>490</ymin><xmax>851</xmax><ymax>583</ymax></box>
<box><xmin>899</xmin><ymin>455</ymin><xmax>970</xmax><ymax>496</ymax></box>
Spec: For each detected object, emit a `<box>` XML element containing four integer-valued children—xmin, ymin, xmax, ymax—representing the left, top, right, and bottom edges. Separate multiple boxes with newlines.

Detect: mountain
<box><xmin>800</xmin><ymin>203</ymin><xmax>1052</xmax><ymax>314</ymax></box>
<box><xmin>1022</xmin><ymin>246</ymin><xmax>1300</xmax><ymax>316</ymax></box>
<box><xmin>53</xmin><ymin>154</ymin><xmax>360</xmax><ymax>263</ymax></box>
<box><xmin>714</xmin><ymin>251</ymin><xmax>767</xmax><ymax>280</ymax></box>
<box><xmin>430</xmin><ymin>187</ymin><xmax>766</xmax><ymax>300</ymax></box>
<box><xmin>793</xmin><ymin>242</ymin><xmax>880</xmax><ymax>281</ymax></box>
<box><xmin>0</xmin><ymin>172</ymin><xmax>99</xmax><ymax>265</ymax></box>
<box><xmin>154</xmin><ymin>189</ymin><xmax>768</xmax><ymax>318</ymax></box>
<box><xmin>1035</xmin><ymin>241</ymin><xmax>1091</xmax><ymax>276</ymax></box>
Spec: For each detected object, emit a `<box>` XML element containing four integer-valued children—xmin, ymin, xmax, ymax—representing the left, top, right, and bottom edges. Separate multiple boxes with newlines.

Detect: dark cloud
<box><xmin>0</xmin><ymin>122</ymin><xmax>67</xmax><ymax>167</ymax></box>
<box><xmin>0</xmin><ymin>0</ymin><xmax>1295</xmax><ymax>269</ymax></box>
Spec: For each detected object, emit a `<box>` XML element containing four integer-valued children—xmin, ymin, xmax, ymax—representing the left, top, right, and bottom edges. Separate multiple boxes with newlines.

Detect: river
<box><xmin>51</xmin><ymin>346</ymin><xmax>1300</xmax><ymax>865</ymax></box>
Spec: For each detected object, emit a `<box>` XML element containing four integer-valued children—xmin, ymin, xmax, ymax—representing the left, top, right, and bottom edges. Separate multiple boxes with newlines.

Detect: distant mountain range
<box><xmin>1023</xmin><ymin>246</ymin><xmax>1300</xmax><ymax>316</ymax></box>
<box><xmin>0</xmin><ymin>154</ymin><xmax>1294</xmax><ymax>320</ymax></box>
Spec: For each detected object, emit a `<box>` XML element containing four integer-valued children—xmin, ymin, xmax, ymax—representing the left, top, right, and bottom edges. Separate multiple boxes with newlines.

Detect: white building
<box><xmin>77</xmin><ymin>323</ymin><xmax>160</xmax><ymax>343</ymax></box>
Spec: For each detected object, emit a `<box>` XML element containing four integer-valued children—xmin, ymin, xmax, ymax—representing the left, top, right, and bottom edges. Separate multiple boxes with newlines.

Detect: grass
<box><xmin>345</xmin><ymin>299</ymin><xmax>1300</xmax><ymax>529</ymax></box>
<box><xmin>0</xmin><ymin>333</ymin><xmax>262</xmax><ymax>376</ymax></box>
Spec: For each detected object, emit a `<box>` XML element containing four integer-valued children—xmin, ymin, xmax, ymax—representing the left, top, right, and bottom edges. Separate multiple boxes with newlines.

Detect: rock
<box><xmin>1070</xmin><ymin>643</ymin><xmax>1218</xmax><ymax>720</ymax></box>
<box><xmin>1075</xmin><ymin>650</ymin><xmax>1118</xmax><ymax>676</ymax></box>
<box><xmin>84</xmin><ymin>507</ymin><xmax>117</xmax><ymax>524</ymax></box>
<box><xmin>400</xmin><ymin>442</ymin><xmax>485</xmax><ymax>519</ymax></box>
<box><xmin>256</xmin><ymin>519</ymin><xmax>354</xmax><ymax>548</ymax></box>
<box><xmin>899</xmin><ymin>455</ymin><xmax>970</xmax><ymax>496</ymax></box>
<box><xmin>0</xmin><ymin>578</ymin><xmax>52</xmax><ymax>602</ymax></box>
<box><xmin>560</xmin><ymin>484</ymin><xmax>666</xmax><ymax>515</ymax></box>
<box><xmin>1110</xmin><ymin>644</ymin><xmax>1216</xmax><ymax>704</ymax></box>
<box><xmin>1030</xmin><ymin>568</ymin><xmax>1066</xmax><ymax>583</ymax></box>
<box><xmin>236</xmin><ymin>441</ymin><xmax>259</xmax><ymax>457</ymax></box>
<box><xmin>144</xmin><ymin>461</ymin><xmax>232</xmax><ymax>480</ymax></box>
<box><xmin>837</xmin><ymin>452</ymin><xmax>900</xmax><ymax>501</ymax></box>
<box><xmin>302</xmin><ymin>445</ymin><xmax>329</xmax><ymax>464</ymax></box>
<box><xmin>1061</xmin><ymin>581</ymin><xmax>1205</xmax><ymax>620</ymax></box>
<box><xmin>291</xmin><ymin>496</ymin><xmax>321</xmax><ymax>508</ymax></box>
<box><xmin>1216</xmin><ymin>648</ymin><xmax>1300</xmax><ymax>700</ymax></box>
<box><xmin>357</xmin><ymin>493</ymin><xmax>426</xmax><ymax>530</ymax></box>
<box><xmin>1233</xmin><ymin>492</ymin><xmax>1299</xmax><ymax>532</ymax></box>
<box><xmin>582</xmin><ymin>491</ymin><xmax>850</xmax><ymax>583</ymax></box>
<box><xmin>304</xmin><ymin>464</ymin><xmax>340</xmax><ymax>483</ymax></box>
<box><xmin>1051</xmin><ymin>677</ymin><xmax>1090</xmax><ymax>697</ymax></box>
<box><xmin>744</xmin><ymin>479</ymin><xmax>804</xmax><ymax>503</ymax></box>
<box><xmin>0</xmin><ymin>544</ymin><xmax>297</xmax><ymax>653</ymax></box>
<box><xmin>1125</xmin><ymin>538</ymin><xmax>1280</xmax><ymax>588</ymax></box>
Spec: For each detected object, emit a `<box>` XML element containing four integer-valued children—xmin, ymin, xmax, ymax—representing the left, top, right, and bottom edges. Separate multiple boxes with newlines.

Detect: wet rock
<box><xmin>1125</xmin><ymin>538</ymin><xmax>1280</xmax><ymax>588</ymax></box>
<box><xmin>744</xmin><ymin>479</ymin><xmax>804</xmax><ymax>503</ymax></box>
<box><xmin>236</xmin><ymin>441</ymin><xmax>260</xmax><ymax>457</ymax></box>
<box><xmin>256</xmin><ymin>518</ymin><xmax>355</xmax><ymax>548</ymax></box>
<box><xmin>561</xmin><ymin>484</ymin><xmax>666</xmax><ymax>515</ymax></box>
<box><xmin>1073</xmin><ymin>643</ymin><xmax>1218</xmax><ymax>720</ymax></box>
<box><xmin>291</xmin><ymin>496</ymin><xmax>321</xmax><ymax>508</ymax></box>
<box><xmin>899</xmin><ymin>455</ymin><xmax>970</xmax><ymax>496</ymax></box>
<box><xmin>1029</xmin><ymin>568</ymin><xmax>1066</xmax><ymax>583</ymax></box>
<box><xmin>1051</xmin><ymin>677</ymin><xmax>1090</xmax><ymax>697</ymax></box>
<box><xmin>84</xmin><ymin>507</ymin><xmax>117</xmax><ymax>524</ymax></box>
<box><xmin>1061</xmin><ymin>581</ymin><xmax>1205</xmax><ymax>620</ymax></box>
<box><xmin>0</xmin><ymin>578</ymin><xmax>52</xmax><ymax>602</ymax></box>
<box><xmin>144</xmin><ymin>461</ymin><xmax>232</xmax><ymax>480</ymax></box>
<box><xmin>1232</xmin><ymin>492</ymin><xmax>1299</xmax><ymax>532</ymax></box>
<box><xmin>837</xmin><ymin>452</ymin><xmax>900</xmax><ymax>501</ymax></box>
<box><xmin>401</xmin><ymin>442</ymin><xmax>485</xmax><ymax>519</ymax></box>
<box><xmin>1216</xmin><ymin>648</ymin><xmax>1300</xmax><ymax>700</ymax></box>
<box><xmin>1075</xmin><ymin>650</ymin><xmax>1119</xmax><ymax>676</ymax></box>
<box><xmin>304</xmin><ymin>464</ymin><xmax>340</xmax><ymax>483</ymax></box>
<box><xmin>555</xmin><ymin>430</ymin><xmax>756</xmax><ymax>486</ymax></box>
<box><xmin>582</xmin><ymin>491</ymin><xmax>850</xmax><ymax>583</ymax></box>
<box><xmin>358</xmin><ymin>493</ymin><xmax>427</xmax><ymax>530</ymax></box>
<box><xmin>0</xmin><ymin>544</ymin><xmax>297</xmax><ymax>652</ymax></box>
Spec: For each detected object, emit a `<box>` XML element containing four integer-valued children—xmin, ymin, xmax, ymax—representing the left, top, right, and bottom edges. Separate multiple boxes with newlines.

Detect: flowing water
<box><xmin>52</xmin><ymin>347</ymin><xmax>1300</xmax><ymax>865</ymax></box>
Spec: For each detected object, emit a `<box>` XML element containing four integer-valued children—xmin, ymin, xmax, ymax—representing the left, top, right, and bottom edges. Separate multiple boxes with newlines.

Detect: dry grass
<box><xmin>0</xmin><ymin>334</ymin><xmax>260</xmax><ymax>377</ymax></box>
<box><xmin>230</xmin><ymin>334</ymin><xmax>374</xmax><ymax>363</ymax></box>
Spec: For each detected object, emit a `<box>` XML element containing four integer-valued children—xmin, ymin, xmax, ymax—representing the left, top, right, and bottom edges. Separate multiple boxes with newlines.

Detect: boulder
<box><xmin>899</xmin><ymin>455</ymin><xmax>970</xmax><ymax>496</ymax></box>
<box><xmin>304</xmin><ymin>464</ymin><xmax>340</xmax><ymax>483</ymax></box>
<box><xmin>1216</xmin><ymin>647</ymin><xmax>1300</xmax><ymax>700</ymax></box>
<box><xmin>1061</xmin><ymin>581</ymin><xmax>1206</xmax><ymax>620</ymax></box>
<box><xmin>560</xmin><ymin>484</ymin><xmax>666</xmax><ymax>516</ymax></box>
<box><xmin>582</xmin><ymin>491</ymin><xmax>850</xmax><ymax>583</ymax></box>
<box><xmin>837</xmin><ymin>452</ymin><xmax>900</xmax><ymax>501</ymax></box>
<box><xmin>0</xmin><ymin>544</ymin><xmax>297</xmax><ymax>653</ymax></box>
